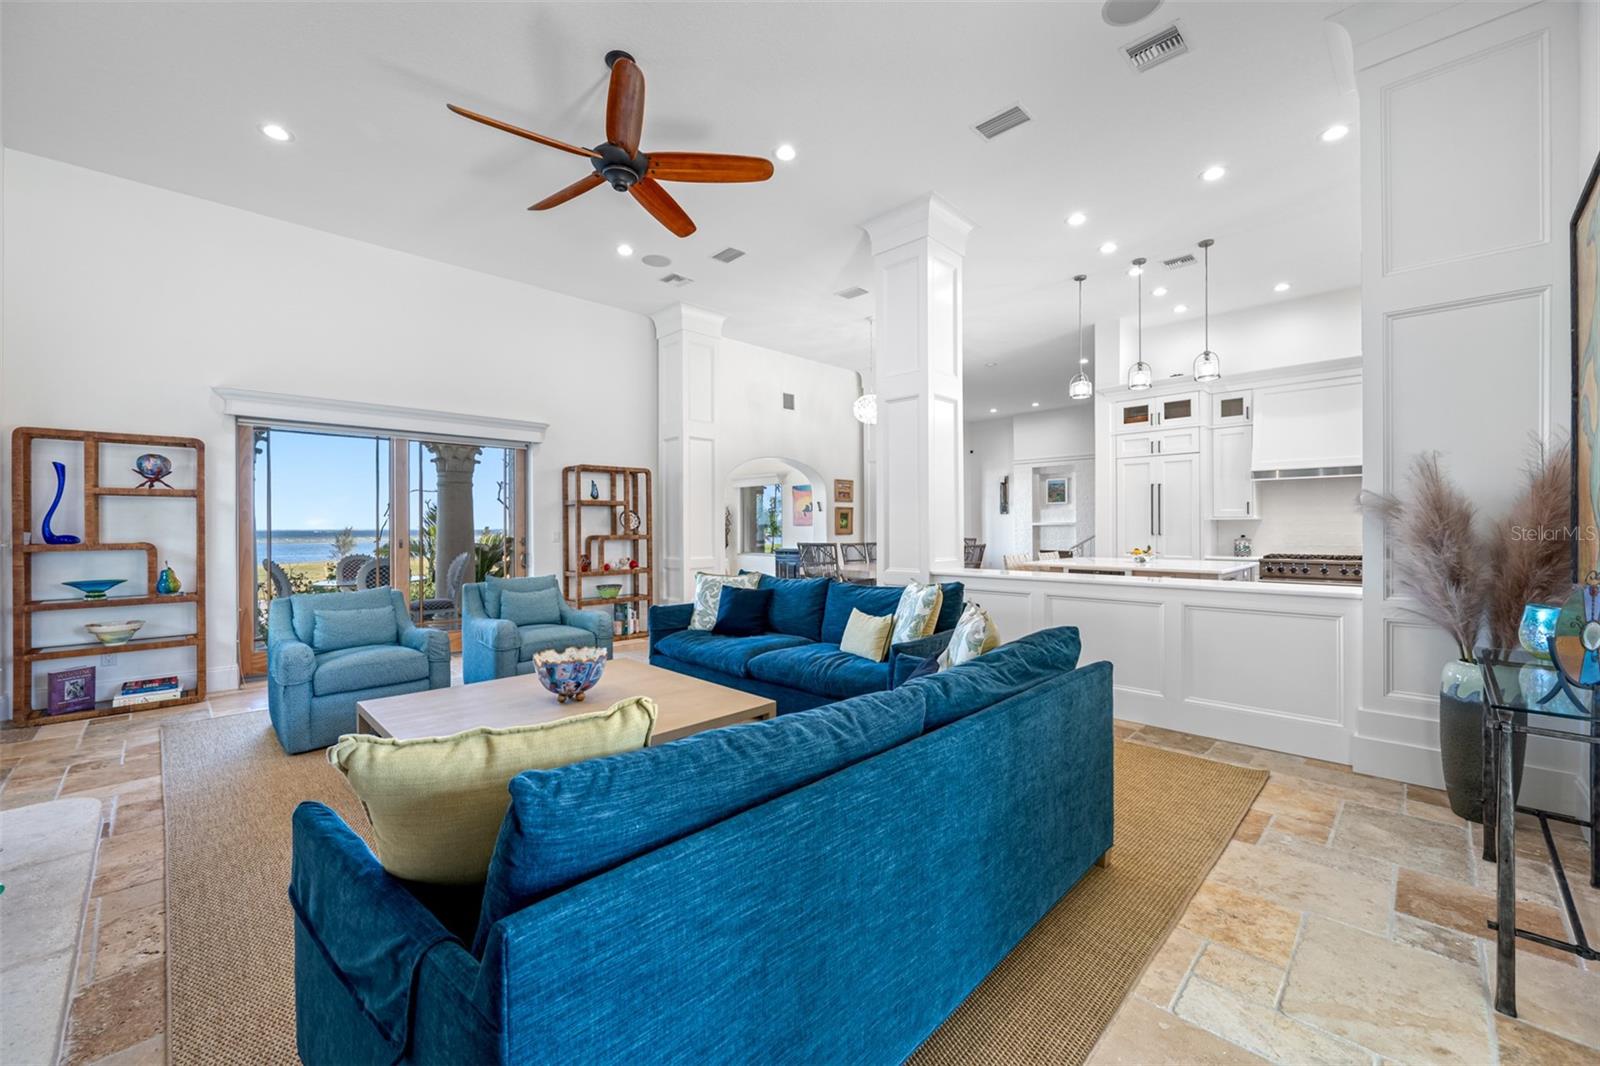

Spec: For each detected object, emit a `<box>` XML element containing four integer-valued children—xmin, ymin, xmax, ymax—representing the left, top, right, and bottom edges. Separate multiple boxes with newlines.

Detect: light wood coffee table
<box><xmin>355</xmin><ymin>659</ymin><xmax>776</xmax><ymax>744</ymax></box>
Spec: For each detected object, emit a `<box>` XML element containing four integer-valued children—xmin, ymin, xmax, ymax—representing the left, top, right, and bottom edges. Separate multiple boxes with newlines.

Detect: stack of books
<box><xmin>112</xmin><ymin>676</ymin><xmax>183</xmax><ymax>708</ymax></box>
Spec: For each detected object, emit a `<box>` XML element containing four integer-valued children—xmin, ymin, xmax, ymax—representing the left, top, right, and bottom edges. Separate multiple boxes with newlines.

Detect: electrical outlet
<box><xmin>101</xmin><ymin>653</ymin><xmax>117</xmax><ymax>666</ymax></box>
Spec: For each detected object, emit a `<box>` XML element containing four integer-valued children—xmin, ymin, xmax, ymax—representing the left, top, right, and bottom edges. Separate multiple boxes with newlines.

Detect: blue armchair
<box><xmin>267</xmin><ymin>587</ymin><xmax>451</xmax><ymax>754</ymax></box>
<box><xmin>461</xmin><ymin>575</ymin><xmax>613</xmax><ymax>685</ymax></box>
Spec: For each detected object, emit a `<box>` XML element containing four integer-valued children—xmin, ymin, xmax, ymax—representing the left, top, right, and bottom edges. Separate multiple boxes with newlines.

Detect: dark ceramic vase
<box><xmin>1438</xmin><ymin>659</ymin><xmax>1525</xmax><ymax>823</ymax></box>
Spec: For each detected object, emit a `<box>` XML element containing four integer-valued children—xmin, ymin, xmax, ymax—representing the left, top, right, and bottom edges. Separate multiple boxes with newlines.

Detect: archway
<box><xmin>723</xmin><ymin>455</ymin><xmax>831</xmax><ymax>574</ymax></box>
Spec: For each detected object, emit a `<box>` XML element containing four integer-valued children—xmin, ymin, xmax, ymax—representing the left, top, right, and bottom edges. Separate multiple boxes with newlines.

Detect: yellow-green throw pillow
<box><xmin>328</xmin><ymin>696</ymin><xmax>657</xmax><ymax>884</ymax></box>
<box><xmin>939</xmin><ymin>602</ymin><xmax>1001</xmax><ymax>669</ymax></box>
<box><xmin>690</xmin><ymin>571</ymin><xmax>760</xmax><ymax>630</ymax></box>
<box><xmin>840</xmin><ymin>608</ymin><xmax>894</xmax><ymax>662</ymax></box>
<box><xmin>891</xmin><ymin>580</ymin><xmax>944</xmax><ymax>645</ymax></box>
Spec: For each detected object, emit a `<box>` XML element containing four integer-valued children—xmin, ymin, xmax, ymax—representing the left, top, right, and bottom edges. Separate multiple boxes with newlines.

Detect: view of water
<box><xmin>256</xmin><ymin>530</ymin><xmax>398</xmax><ymax>565</ymax></box>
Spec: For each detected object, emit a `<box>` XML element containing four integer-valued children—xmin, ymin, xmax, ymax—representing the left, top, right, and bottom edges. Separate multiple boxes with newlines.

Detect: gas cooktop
<box><xmin>1258</xmin><ymin>553</ymin><xmax>1363</xmax><ymax>584</ymax></box>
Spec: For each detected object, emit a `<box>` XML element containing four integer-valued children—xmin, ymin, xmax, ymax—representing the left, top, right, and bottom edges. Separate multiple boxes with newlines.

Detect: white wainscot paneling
<box><xmin>1184</xmin><ymin>605</ymin><xmax>1344</xmax><ymax>724</ymax></box>
<box><xmin>961</xmin><ymin>586</ymin><xmax>1035</xmax><ymax>644</ymax></box>
<box><xmin>1382</xmin><ymin>32</ymin><xmax>1547</xmax><ymax>273</ymax></box>
<box><xmin>1384</xmin><ymin>617</ymin><xmax>1458</xmax><ymax>705</ymax></box>
<box><xmin>1044</xmin><ymin>594</ymin><xmax>1166</xmax><ymax>697</ymax></box>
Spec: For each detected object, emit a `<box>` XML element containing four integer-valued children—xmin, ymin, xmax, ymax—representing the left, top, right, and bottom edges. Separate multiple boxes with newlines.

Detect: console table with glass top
<box><xmin>1476</xmin><ymin>647</ymin><xmax>1599</xmax><ymax>1016</ymax></box>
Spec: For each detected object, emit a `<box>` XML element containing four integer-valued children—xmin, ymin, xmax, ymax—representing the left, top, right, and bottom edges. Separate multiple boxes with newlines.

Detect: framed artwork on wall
<box><xmin>834</xmin><ymin>479</ymin><xmax>854</xmax><ymax>503</ymax></box>
<box><xmin>1045</xmin><ymin>477</ymin><xmax>1071</xmax><ymax>505</ymax></box>
<box><xmin>793</xmin><ymin>484</ymin><xmax>814</xmax><ymax>527</ymax></box>
<box><xmin>835</xmin><ymin>507</ymin><xmax>854</xmax><ymax>536</ymax></box>
<box><xmin>1574</xmin><ymin>148</ymin><xmax>1600</xmax><ymax>578</ymax></box>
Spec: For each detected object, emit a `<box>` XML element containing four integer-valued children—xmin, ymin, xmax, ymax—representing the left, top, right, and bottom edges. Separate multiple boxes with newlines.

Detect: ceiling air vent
<box><xmin>782</xmin><ymin>393</ymin><xmax>795</xmax><ymax>410</ymax></box>
<box><xmin>973</xmin><ymin>104</ymin><xmax>1031</xmax><ymax>141</ymax></box>
<box><xmin>1124</xmin><ymin>24</ymin><xmax>1188</xmax><ymax>73</ymax></box>
<box><xmin>835</xmin><ymin>286</ymin><xmax>869</xmax><ymax>300</ymax></box>
<box><xmin>1162</xmin><ymin>253</ymin><xmax>1197</xmax><ymax>270</ymax></box>
<box><xmin>659</xmin><ymin>273</ymin><xmax>693</xmax><ymax>287</ymax></box>
<box><xmin>711</xmin><ymin>246</ymin><xmax>746</xmax><ymax>263</ymax></box>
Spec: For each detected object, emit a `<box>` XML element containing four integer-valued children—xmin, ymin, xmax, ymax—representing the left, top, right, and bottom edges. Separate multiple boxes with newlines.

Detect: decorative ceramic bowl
<box><xmin>596</xmin><ymin>583</ymin><xmax>623</xmax><ymax>599</ymax></box>
<box><xmin>531</xmin><ymin>646</ymin><xmax>608</xmax><ymax>704</ymax></box>
<box><xmin>85</xmin><ymin>620</ymin><xmax>145</xmax><ymax>646</ymax></box>
<box><xmin>63</xmin><ymin>579</ymin><xmax>127</xmax><ymax>600</ymax></box>
<box><xmin>134</xmin><ymin>453</ymin><xmax>173</xmax><ymax>479</ymax></box>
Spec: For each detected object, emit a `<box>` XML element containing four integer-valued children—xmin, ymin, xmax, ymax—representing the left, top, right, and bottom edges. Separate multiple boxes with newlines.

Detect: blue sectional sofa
<box><xmin>290</xmin><ymin>626</ymin><xmax>1111</xmax><ymax>1065</ymax></box>
<box><xmin>267</xmin><ymin>587</ymin><xmax>451</xmax><ymax>754</ymax></box>
<box><xmin>648</xmin><ymin>576</ymin><xmax>964</xmax><ymax>714</ymax></box>
<box><xmin>462</xmin><ymin>575</ymin><xmax>614</xmax><ymax>684</ymax></box>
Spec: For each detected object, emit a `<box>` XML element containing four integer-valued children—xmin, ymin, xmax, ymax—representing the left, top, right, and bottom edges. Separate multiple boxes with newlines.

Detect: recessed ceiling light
<box><xmin>1066</xmin><ymin>211</ymin><xmax>1087</xmax><ymax>227</ymax></box>
<box><xmin>1031</xmin><ymin>401</ymin><xmax>1040</xmax><ymax>407</ymax></box>
<box><xmin>616</xmin><ymin>243</ymin><xmax>634</xmax><ymax>257</ymax></box>
<box><xmin>1080</xmin><ymin>358</ymin><xmax>1089</xmax><ymax>365</ymax></box>
<box><xmin>1274</xmin><ymin>281</ymin><xmax>1291</xmax><ymax>293</ymax></box>
<box><xmin>1127</xmin><ymin>264</ymin><xmax>1143</xmax><ymax>277</ymax></box>
<box><xmin>984</xmin><ymin>361</ymin><xmax>997</xmax><ymax>367</ymax></box>
<box><xmin>1173</xmin><ymin>303</ymin><xmax>1188</xmax><ymax>313</ymax></box>
<box><xmin>1151</xmin><ymin>286</ymin><xmax>1168</xmax><ymax>297</ymax></box>
<box><xmin>1320</xmin><ymin>124</ymin><xmax>1350</xmax><ymax>143</ymax></box>
<box><xmin>775</xmin><ymin>144</ymin><xmax>797</xmax><ymax>162</ymax></box>
<box><xmin>259</xmin><ymin>123</ymin><xmax>293</xmax><ymax>142</ymax></box>
<box><xmin>1099</xmin><ymin>241</ymin><xmax>1118</xmax><ymax>255</ymax></box>
<box><xmin>989</xmin><ymin>408</ymin><xmax>998</xmax><ymax>414</ymax></box>
<box><xmin>1200</xmin><ymin>164</ymin><xmax>1227</xmax><ymax>182</ymax></box>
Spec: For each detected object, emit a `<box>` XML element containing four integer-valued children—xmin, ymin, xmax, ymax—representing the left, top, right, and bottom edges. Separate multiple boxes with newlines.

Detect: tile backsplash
<box><xmin>1215</xmin><ymin>477</ymin><xmax>1363</xmax><ymax>554</ymax></box>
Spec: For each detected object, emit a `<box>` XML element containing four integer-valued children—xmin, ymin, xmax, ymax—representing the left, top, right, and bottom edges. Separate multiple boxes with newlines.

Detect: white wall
<box><xmin>1126</xmin><ymin>287</ymin><xmax>1360</xmax><ymax>382</ymax></box>
<box><xmin>1582</xmin><ymin>0</ymin><xmax>1599</xmax><ymax>176</ymax></box>
<box><xmin>1012</xmin><ymin>406</ymin><xmax>1094</xmax><ymax>461</ymax></box>
<box><xmin>1215</xmin><ymin>477</ymin><xmax>1363</xmax><ymax>555</ymax></box>
<box><xmin>714</xmin><ymin>337</ymin><xmax>862</xmax><ymax>558</ymax></box>
<box><xmin>963</xmin><ymin>418</ymin><xmax>1015</xmax><ymax>565</ymax></box>
<box><xmin>3</xmin><ymin>150</ymin><xmax>658</xmax><ymax>705</ymax></box>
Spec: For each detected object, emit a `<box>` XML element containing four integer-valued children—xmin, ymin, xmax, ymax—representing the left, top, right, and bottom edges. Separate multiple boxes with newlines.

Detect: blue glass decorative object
<box><xmin>41</xmin><ymin>461</ymin><xmax>81</xmax><ymax>544</ymax></box>
<box><xmin>1517</xmin><ymin>603</ymin><xmax>1559</xmax><ymax>661</ymax></box>
<box><xmin>63</xmin><ymin>579</ymin><xmax>126</xmax><ymax>600</ymax></box>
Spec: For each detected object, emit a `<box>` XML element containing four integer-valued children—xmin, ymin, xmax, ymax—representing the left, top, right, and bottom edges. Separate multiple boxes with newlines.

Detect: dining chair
<box><xmin>797</xmin><ymin>543</ymin><xmax>842</xmax><ymax>579</ymax></box>
<box><xmin>354</xmin><ymin>558</ymin><xmax>392</xmax><ymax>590</ymax></box>
<box><xmin>963</xmin><ymin>543</ymin><xmax>986</xmax><ymax>567</ymax></box>
<box><xmin>336</xmin><ymin>553</ymin><xmax>373</xmax><ymax>587</ymax></box>
<box><xmin>840</xmin><ymin>543</ymin><xmax>870</xmax><ymax>564</ymax></box>
<box><xmin>1002</xmin><ymin>553</ymin><xmax>1032</xmax><ymax>569</ymax></box>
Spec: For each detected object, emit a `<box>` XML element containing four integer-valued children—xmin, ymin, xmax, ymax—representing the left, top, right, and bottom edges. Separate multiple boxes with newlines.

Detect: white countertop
<box><xmin>1012</xmin><ymin>556</ymin><xmax>1258</xmax><ymax>578</ymax></box>
<box><xmin>938</xmin><ymin>566</ymin><xmax>1362</xmax><ymax>599</ymax></box>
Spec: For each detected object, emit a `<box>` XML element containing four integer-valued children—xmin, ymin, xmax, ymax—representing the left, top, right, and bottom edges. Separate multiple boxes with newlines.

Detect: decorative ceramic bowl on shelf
<box><xmin>531</xmin><ymin>646</ymin><xmax>608</xmax><ymax>704</ymax></box>
<box><xmin>84</xmin><ymin>620</ymin><xmax>145</xmax><ymax>646</ymax></box>
<box><xmin>63</xmin><ymin>579</ymin><xmax>127</xmax><ymax>600</ymax></box>
<box><xmin>596</xmin><ymin>584</ymin><xmax>623</xmax><ymax>599</ymax></box>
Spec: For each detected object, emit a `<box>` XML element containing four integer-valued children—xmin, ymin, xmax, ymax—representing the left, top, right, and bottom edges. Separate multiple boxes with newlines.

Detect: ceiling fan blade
<box><xmin>630</xmin><ymin>177</ymin><xmax>695</xmax><ymax>238</ymax></box>
<box><xmin>528</xmin><ymin>173</ymin><xmax>605</xmax><ymax>211</ymax></box>
<box><xmin>647</xmin><ymin>152</ymin><xmax>775</xmax><ymax>183</ymax></box>
<box><xmin>447</xmin><ymin>104</ymin><xmax>599</xmax><ymax>159</ymax></box>
<box><xmin>605</xmin><ymin>57</ymin><xmax>645</xmax><ymax>157</ymax></box>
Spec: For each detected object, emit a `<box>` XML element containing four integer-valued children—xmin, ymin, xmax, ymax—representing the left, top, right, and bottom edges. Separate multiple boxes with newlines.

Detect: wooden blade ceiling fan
<box><xmin>448</xmin><ymin>49</ymin><xmax>774</xmax><ymax>238</ymax></box>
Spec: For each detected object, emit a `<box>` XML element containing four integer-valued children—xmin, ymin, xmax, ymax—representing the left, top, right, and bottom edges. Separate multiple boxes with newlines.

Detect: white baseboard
<box><xmin>1352</xmin><ymin>732</ymin><xmax>1586</xmax><ymax>818</ymax></box>
<box><xmin>206</xmin><ymin>664</ymin><xmax>241</xmax><ymax>693</ymax></box>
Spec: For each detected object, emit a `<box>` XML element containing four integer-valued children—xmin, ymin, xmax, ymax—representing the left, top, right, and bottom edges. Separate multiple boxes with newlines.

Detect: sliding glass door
<box><xmin>237</xmin><ymin>422</ymin><xmax>526</xmax><ymax>678</ymax></box>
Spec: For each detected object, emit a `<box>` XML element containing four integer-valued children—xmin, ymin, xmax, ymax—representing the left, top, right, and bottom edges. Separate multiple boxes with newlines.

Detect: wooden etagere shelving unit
<box><xmin>561</xmin><ymin>465</ymin><xmax>652</xmax><ymax>643</ymax></box>
<box><xmin>10</xmin><ymin>427</ymin><xmax>206</xmax><ymax>724</ymax></box>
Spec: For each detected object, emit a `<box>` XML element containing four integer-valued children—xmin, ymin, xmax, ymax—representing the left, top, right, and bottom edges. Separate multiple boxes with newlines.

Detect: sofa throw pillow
<box><xmin>312</xmin><ymin>605</ymin><xmax>398</xmax><ymax>653</ymax></box>
<box><xmin>938</xmin><ymin>602</ymin><xmax>1001</xmax><ymax>670</ymax></box>
<box><xmin>327</xmin><ymin>696</ymin><xmax>657</xmax><ymax>884</ymax></box>
<box><xmin>712</xmin><ymin>586</ymin><xmax>772</xmax><ymax>637</ymax></box>
<box><xmin>891</xmin><ymin>580</ymin><xmax>944</xmax><ymax>645</ymax></box>
<box><xmin>499</xmin><ymin>587</ymin><xmax>563</xmax><ymax>627</ymax></box>
<box><xmin>840</xmin><ymin>608</ymin><xmax>894</xmax><ymax>662</ymax></box>
<box><xmin>690</xmin><ymin>571</ymin><xmax>760</xmax><ymax>630</ymax></box>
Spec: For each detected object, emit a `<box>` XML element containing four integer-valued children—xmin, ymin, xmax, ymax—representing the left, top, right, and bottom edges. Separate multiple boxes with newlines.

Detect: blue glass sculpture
<box><xmin>41</xmin><ymin>461</ymin><xmax>81</xmax><ymax>544</ymax></box>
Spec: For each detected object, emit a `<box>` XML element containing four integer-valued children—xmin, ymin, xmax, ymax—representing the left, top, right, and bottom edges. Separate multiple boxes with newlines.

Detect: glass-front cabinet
<box><xmin>1114</xmin><ymin>391</ymin><xmax>1203</xmax><ymax>433</ymax></box>
<box><xmin>1213</xmin><ymin>390</ymin><xmax>1254</xmax><ymax>425</ymax></box>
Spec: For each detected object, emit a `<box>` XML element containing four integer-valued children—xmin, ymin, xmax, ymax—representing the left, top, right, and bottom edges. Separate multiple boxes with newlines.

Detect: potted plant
<box><xmin>1364</xmin><ymin>443</ymin><xmax>1570</xmax><ymax>821</ymax></box>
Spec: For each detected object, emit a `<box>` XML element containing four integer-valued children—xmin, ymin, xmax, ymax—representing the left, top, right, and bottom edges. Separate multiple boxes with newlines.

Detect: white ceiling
<box><xmin>2</xmin><ymin>1</ymin><xmax>1360</xmax><ymax>418</ymax></box>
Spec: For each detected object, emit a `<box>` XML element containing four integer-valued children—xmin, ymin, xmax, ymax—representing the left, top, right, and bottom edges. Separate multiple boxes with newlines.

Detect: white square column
<box><xmin>652</xmin><ymin>304</ymin><xmax>725</xmax><ymax>602</ymax></box>
<box><xmin>861</xmin><ymin>195</ymin><xmax>974</xmax><ymax>586</ymax></box>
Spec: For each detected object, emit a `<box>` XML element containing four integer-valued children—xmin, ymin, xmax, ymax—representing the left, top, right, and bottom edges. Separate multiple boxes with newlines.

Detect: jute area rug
<box><xmin>163</xmin><ymin>711</ymin><xmax>1266</xmax><ymax>1065</ymax></box>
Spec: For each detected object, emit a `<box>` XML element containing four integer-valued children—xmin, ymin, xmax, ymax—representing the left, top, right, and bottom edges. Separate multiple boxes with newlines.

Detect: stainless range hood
<box><xmin>1250</xmin><ymin>377</ymin><xmax>1362</xmax><ymax>481</ymax></box>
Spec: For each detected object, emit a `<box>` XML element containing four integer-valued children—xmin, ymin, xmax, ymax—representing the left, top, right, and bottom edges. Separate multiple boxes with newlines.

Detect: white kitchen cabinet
<box><xmin>1212</xmin><ymin>390</ymin><xmax>1253</xmax><ymax>425</ymax></box>
<box><xmin>1114</xmin><ymin>398</ymin><xmax>1156</xmax><ymax>433</ymax></box>
<box><xmin>1115</xmin><ymin>427</ymin><xmax>1201</xmax><ymax>458</ymax></box>
<box><xmin>1116</xmin><ymin>454</ymin><xmax>1200</xmax><ymax>558</ymax></box>
<box><xmin>1250</xmin><ymin>377</ymin><xmax>1361</xmax><ymax>476</ymax></box>
<box><xmin>1210</xmin><ymin>425</ymin><xmax>1258</xmax><ymax>519</ymax></box>
<box><xmin>1153</xmin><ymin>391</ymin><xmax>1202</xmax><ymax>430</ymax></box>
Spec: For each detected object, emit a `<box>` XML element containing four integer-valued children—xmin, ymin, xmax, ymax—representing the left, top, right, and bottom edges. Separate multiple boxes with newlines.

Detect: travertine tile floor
<box><xmin>2</xmin><ymin>658</ymin><xmax>1596</xmax><ymax>1065</ymax></box>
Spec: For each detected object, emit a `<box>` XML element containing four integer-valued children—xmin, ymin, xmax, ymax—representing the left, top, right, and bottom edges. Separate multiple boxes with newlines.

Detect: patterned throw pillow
<box><xmin>891</xmin><ymin>580</ymin><xmax>944</xmax><ymax>645</ymax></box>
<box><xmin>939</xmin><ymin>602</ymin><xmax>1001</xmax><ymax>670</ymax></box>
<box><xmin>690</xmin><ymin>572</ymin><xmax>760</xmax><ymax>630</ymax></box>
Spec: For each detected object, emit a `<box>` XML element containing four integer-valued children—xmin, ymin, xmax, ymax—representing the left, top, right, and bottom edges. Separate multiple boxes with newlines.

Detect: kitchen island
<box><xmin>1010</xmin><ymin>556</ymin><xmax>1258</xmax><ymax>580</ymax></box>
<box><xmin>933</xmin><ymin>566</ymin><xmax>1360</xmax><ymax>762</ymax></box>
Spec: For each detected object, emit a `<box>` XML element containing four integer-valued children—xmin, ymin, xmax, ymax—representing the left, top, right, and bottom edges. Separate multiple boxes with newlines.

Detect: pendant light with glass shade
<box><xmin>1068</xmin><ymin>274</ymin><xmax>1093</xmax><ymax>400</ymax></box>
<box><xmin>1193</xmin><ymin>238</ymin><xmax>1221</xmax><ymax>382</ymax></box>
<box><xmin>851</xmin><ymin>315</ymin><xmax>878</xmax><ymax>425</ymax></box>
<box><xmin>1126</xmin><ymin>258</ymin><xmax>1153</xmax><ymax>390</ymax></box>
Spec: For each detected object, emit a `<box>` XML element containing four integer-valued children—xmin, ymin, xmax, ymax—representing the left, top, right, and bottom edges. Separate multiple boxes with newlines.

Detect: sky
<box><xmin>253</xmin><ymin>429</ymin><xmax>514</xmax><ymax>532</ymax></box>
